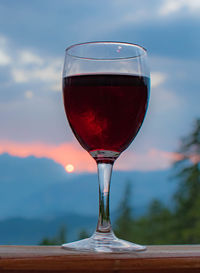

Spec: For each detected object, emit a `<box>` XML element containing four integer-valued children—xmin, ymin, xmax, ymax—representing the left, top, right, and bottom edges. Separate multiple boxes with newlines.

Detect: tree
<box><xmin>114</xmin><ymin>181</ymin><xmax>134</xmax><ymax>241</ymax></box>
<box><xmin>113</xmin><ymin>182</ymin><xmax>174</xmax><ymax>244</ymax></box>
<box><xmin>172</xmin><ymin>119</ymin><xmax>200</xmax><ymax>243</ymax></box>
<box><xmin>39</xmin><ymin>225</ymin><xmax>67</xmax><ymax>245</ymax></box>
<box><xmin>113</xmin><ymin>119</ymin><xmax>200</xmax><ymax>245</ymax></box>
<box><xmin>78</xmin><ymin>229</ymin><xmax>90</xmax><ymax>240</ymax></box>
<box><xmin>135</xmin><ymin>199</ymin><xmax>174</xmax><ymax>245</ymax></box>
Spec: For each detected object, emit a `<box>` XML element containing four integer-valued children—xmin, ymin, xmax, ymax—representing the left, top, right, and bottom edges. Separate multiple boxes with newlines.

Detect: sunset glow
<box><xmin>0</xmin><ymin>140</ymin><xmax>95</xmax><ymax>172</ymax></box>
<box><xmin>0</xmin><ymin>140</ymin><xmax>181</xmax><ymax>172</ymax></box>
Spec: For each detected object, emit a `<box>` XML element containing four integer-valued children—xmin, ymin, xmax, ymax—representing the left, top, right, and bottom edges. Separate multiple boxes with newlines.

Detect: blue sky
<box><xmin>0</xmin><ymin>0</ymin><xmax>200</xmax><ymax>172</ymax></box>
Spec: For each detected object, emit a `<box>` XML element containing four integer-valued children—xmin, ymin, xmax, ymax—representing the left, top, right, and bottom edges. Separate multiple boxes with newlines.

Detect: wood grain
<box><xmin>0</xmin><ymin>245</ymin><xmax>200</xmax><ymax>272</ymax></box>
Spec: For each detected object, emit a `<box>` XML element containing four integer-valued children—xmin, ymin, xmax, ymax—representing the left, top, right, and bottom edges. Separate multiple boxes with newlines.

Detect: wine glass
<box><xmin>62</xmin><ymin>41</ymin><xmax>150</xmax><ymax>252</ymax></box>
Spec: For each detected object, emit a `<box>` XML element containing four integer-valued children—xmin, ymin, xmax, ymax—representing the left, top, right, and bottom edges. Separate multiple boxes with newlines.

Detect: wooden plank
<box><xmin>0</xmin><ymin>245</ymin><xmax>200</xmax><ymax>272</ymax></box>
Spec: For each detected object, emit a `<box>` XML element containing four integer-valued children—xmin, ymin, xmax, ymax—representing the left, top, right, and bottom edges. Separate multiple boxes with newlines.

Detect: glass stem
<box><xmin>96</xmin><ymin>163</ymin><xmax>113</xmax><ymax>233</ymax></box>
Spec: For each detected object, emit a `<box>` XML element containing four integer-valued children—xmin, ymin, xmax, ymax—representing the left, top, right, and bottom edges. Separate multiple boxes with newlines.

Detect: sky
<box><xmin>0</xmin><ymin>0</ymin><xmax>200</xmax><ymax>173</ymax></box>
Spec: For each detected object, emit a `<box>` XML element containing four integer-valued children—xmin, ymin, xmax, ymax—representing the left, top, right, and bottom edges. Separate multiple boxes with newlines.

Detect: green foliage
<box><xmin>135</xmin><ymin>200</ymin><xmax>175</xmax><ymax>245</ymax></box>
<box><xmin>78</xmin><ymin>229</ymin><xmax>90</xmax><ymax>240</ymax></box>
<box><xmin>171</xmin><ymin>119</ymin><xmax>200</xmax><ymax>243</ymax></box>
<box><xmin>39</xmin><ymin>225</ymin><xmax>67</xmax><ymax>245</ymax></box>
<box><xmin>113</xmin><ymin>181</ymin><xmax>175</xmax><ymax>244</ymax></box>
<box><xmin>113</xmin><ymin>119</ymin><xmax>200</xmax><ymax>245</ymax></box>
<box><xmin>114</xmin><ymin>181</ymin><xmax>133</xmax><ymax>241</ymax></box>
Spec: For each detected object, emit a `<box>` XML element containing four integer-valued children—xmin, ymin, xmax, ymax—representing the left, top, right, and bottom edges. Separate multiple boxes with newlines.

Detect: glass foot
<box><xmin>62</xmin><ymin>231</ymin><xmax>146</xmax><ymax>253</ymax></box>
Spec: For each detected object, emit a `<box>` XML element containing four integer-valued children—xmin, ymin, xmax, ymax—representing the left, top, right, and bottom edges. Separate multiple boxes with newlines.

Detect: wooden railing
<box><xmin>0</xmin><ymin>245</ymin><xmax>200</xmax><ymax>272</ymax></box>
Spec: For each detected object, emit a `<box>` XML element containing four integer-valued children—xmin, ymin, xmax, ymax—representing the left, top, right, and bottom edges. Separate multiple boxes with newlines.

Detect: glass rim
<box><xmin>65</xmin><ymin>41</ymin><xmax>147</xmax><ymax>61</ymax></box>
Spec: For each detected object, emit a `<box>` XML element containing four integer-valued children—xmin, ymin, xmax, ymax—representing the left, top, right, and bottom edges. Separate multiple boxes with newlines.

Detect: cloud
<box><xmin>148</xmin><ymin>71</ymin><xmax>181</xmax><ymax>112</ymax></box>
<box><xmin>150</xmin><ymin>87</ymin><xmax>181</xmax><ymax>112</ymax></box>
<box><xmin>151</xmin><ymin>72</ymin><xmax>167</xmax><ymax>88</ymax></box>
<box><xmin>11</xmin><ymin>68</ymin><xmax>27</xmax><ymax>83</ymax></box>
<box><xmin>24</xmin><ymin>90</ymin><xmax>33</xmax><ymax>99</ymax></box>
<box><xmin>0</xmin><ymin>35</ymin><xmax>11</xmax><ymax>66</ymax></box>
<box><xmin>159</xmin><ymin>0</ymin><xmax>200</xmax><ymax>16</ymax></box>
<box><xmin>111</xmin><ymin>0</ymin><xmax>162</xmax><ymax>25</ymax></box>
<box><xmin>0</xmin><ymin>35</ymin><xmax>7</xmax><ymax>46</ymax></box>
<box><xmin>19</xmin><ymin>50</ymin><xmax>44</xmax><ymax>65</ymax></box>
<box><xmin>0</xmin><ymin>140</ymin><xmax>178</xmax><ymax>172</ymax></box>
<box><xmin>11</xmin><ymin>62</ymin><xmax>61</xmax><ymax>85</ymax></box>
<box><xmin>116</xmin><ymin>148</ymin><xmax>181</xmax><ymax>171</ymax></box>
<box><xmin>11</xmin><ymin>51</ymin><xmax>62</xmax><ymax>91</ymax></box>
<box><xmin>0</xmin><ymin>34</ymin><xmax>62</xmax><ymax>92</ymax></box>
<box><xmin>149</xmin><ymin>71</ymin><xmax>182</xmax><ymax>113</ymax></box>
<box><xmin>0</xmin><ymin>49</ymin><xmax>11</xmax><ymax>66</ymax></box>
<box><xmin>148</xmin><ymin>59</ymin><xmax>187</xmax><ymax>114</ymax></box>
<box><xmin>0</xmin><ymin>140</ymin><xmax>95</xmax><ymax>172</ymax></box>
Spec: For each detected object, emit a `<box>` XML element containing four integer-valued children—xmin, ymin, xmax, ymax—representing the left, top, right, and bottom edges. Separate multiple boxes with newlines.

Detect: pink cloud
<box><xmin>0</xmin><ymin>140</ymin><xmax>180</xmax><ymax>172</ymax></box>
<box><xmin>116</xmin><ymin>148</ymin><xmax>181</xmax><ymax>171</ymax></box>
<box><xmin>0</xmin><ymin>140</ymin><xmax>95</xmax><ymax>172</ymax></box>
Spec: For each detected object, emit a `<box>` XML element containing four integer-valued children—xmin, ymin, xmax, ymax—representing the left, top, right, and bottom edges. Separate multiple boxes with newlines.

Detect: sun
<box><xmin>65</xmin><ymin>164</ymin><xmax>75</xmax><ymax>173</ymax></box>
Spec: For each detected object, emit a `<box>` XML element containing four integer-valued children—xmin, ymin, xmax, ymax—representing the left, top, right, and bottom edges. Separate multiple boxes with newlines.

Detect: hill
<box><xmin>0</xmin><ymin>153</ymin><xmax>178</xmax><ymax>245</ymax></box>
<box><xmin>0</xmin><ymin>153</ymin><xmax>176</xmax><ymax>219</ymax></box>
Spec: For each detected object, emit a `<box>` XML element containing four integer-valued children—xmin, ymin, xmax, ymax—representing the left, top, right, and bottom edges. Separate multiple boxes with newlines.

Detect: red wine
<box><xmin>63</xmin><ymin>74</ymin><xmax>149</xmax><ymax>155</ymax></box>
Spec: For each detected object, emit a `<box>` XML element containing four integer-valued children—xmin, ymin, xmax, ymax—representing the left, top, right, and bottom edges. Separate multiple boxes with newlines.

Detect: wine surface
<box><xmin>63</xmin><ymin>74</ymin><xmax>149</xmax><ymax>154</ymax></box>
